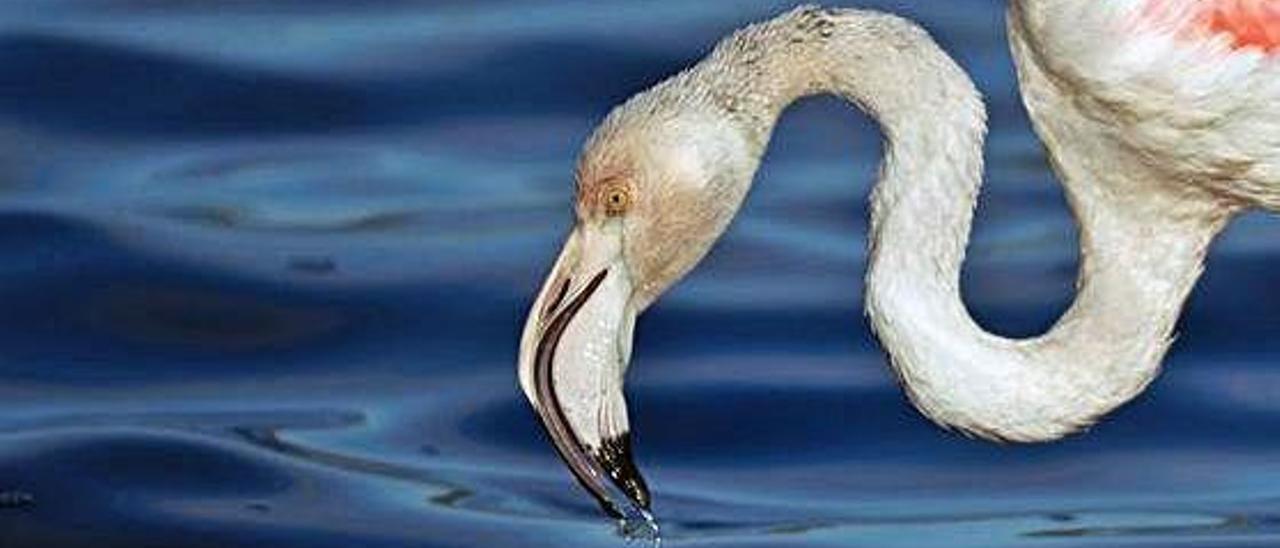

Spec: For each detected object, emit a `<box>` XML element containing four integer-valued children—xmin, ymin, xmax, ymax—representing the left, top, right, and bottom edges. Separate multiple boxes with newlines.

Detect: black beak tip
<box><xmin>596</xmin><ymin>433</ymin><xmax>652</xmax><ymax>511</ymax></box>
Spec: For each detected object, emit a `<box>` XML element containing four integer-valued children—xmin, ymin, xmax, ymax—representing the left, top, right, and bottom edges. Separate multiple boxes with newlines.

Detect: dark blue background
<box><xmin>0</xmin><ymin>1</ymin><xmax>1276</xmax><ymax>546</ymax></box>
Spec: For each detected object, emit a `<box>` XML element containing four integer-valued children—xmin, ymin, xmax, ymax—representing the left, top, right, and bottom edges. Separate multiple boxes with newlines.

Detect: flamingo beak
<box><xmin>517</xmin><ymin>223</ymin><xmax>652</xmax><ymax>519</ymax></box>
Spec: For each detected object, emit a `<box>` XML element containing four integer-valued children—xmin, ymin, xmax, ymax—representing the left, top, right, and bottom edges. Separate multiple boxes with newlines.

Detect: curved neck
<box><xmin>677</xmin><ymin>7</ymin><xmax>1233</xmax><ymax>441</ymax></box>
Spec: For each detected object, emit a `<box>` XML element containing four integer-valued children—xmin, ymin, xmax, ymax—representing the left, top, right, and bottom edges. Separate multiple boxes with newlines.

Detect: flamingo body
<box><xmin>516</xmin><ymin>3</ymin><xmax>1280</xmax><ymax>519</ymax></box>
<box><xmin>1018</xmin><ymin>0</ymin><xmax>1280</xmax><ymax>210</ymax></box>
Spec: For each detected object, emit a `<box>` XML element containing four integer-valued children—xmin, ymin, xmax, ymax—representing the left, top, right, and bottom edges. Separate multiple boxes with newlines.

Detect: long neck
<box><xmin>684</xmin><ymin>7</ymin><xmax>1233</xmax><ymax>441</ymax></box>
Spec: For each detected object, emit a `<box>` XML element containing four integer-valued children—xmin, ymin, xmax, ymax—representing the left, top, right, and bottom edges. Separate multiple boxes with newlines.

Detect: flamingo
<box><xmin>516</xmin><ymin>2</ymin><xmax>1280</xmax><ymax>520</ymax></box>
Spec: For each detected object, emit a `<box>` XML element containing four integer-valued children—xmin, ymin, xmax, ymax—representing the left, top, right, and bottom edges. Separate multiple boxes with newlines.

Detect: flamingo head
<box><xmin>516</xmin><ymin>96</ymin><xmax>753</xmax><ymax>517</ymax></box>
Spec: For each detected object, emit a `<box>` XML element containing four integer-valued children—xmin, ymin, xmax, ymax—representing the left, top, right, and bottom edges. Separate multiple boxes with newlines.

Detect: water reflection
<box><xmin>2</xmin><ymin>393</ymin><xmax>1278</xmax><ymax>547</ymax></box>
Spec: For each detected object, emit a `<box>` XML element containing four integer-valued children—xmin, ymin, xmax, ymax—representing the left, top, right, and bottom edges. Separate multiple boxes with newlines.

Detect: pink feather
<box><xmin>1144</xmin><ymin>0</ymin><xmax>1280</xmax><ymax>51</ymax></box>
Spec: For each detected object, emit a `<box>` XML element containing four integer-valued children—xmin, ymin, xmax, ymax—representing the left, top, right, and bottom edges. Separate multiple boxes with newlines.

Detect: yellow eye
<box><xmin>601</xmin><ymin>184</ymin><xmax>632</xmax><ymax>217</ymax></box>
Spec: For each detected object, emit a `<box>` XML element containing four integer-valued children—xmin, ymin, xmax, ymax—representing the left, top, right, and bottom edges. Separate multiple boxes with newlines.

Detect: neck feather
<box><xmin>674</xmin><ymin>6</ymin><xmax>1233</xmax><ymax>441</ymax></box>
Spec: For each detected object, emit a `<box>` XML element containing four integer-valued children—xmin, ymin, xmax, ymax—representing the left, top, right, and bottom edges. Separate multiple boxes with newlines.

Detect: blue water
<box><xmin>0</xmin><ymin>1</ymin><xmax>1277</xmax><ymax>546</ymax></box>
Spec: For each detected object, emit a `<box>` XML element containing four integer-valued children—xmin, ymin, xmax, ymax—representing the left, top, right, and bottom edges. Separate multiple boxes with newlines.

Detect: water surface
<box><xmin>0</xmin><ymin>1</ymin><xmax>1277</xmax><ymax>546</ymax></box>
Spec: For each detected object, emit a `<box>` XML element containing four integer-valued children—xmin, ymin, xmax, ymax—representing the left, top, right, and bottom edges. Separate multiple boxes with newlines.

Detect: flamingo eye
<box><xmin>601</xmin><ymin>184</ymin><xmax>632</xmax><ymax>217</ymax></box>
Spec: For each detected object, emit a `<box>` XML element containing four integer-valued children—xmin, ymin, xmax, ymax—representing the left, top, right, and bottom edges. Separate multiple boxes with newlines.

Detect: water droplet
<box><xmin>617</xmin><ymin>508</ymin><xmax>661</xmax><ymax>546</ymax></box>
